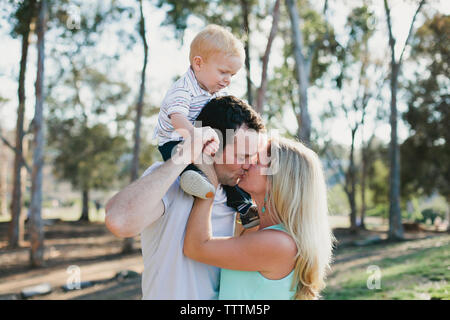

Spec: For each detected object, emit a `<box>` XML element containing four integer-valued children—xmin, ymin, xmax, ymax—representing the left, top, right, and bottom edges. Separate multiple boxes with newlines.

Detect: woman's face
<box><xmin>238</xmin><ymin>145</ymin><xmax>270</xmax><ymax>196</ymax></box>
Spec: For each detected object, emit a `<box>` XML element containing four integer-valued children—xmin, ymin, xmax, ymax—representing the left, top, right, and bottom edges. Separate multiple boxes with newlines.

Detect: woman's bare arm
<box><xmin>183</xmin><ymin>197</ymin><xmax>296</xmax><ymax>273</ymax></box>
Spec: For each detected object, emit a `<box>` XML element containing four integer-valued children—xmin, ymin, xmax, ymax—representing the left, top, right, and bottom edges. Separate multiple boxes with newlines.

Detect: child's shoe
<box><xmin>239</xmin><ymin>205</ymin><xmax>260</xmax><ymax>229</ymax></box>
<box><xmin>180</xmin><ymin>170</ymin><xmax>216</xmax><ymax>199</ymax></box>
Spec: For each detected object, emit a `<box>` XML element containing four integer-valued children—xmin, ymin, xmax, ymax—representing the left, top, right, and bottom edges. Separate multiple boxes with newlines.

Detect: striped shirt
<box><xmin>154</xmin><ymin>67</ymin><xmax>226</xmax><ymax>146</ymax></box>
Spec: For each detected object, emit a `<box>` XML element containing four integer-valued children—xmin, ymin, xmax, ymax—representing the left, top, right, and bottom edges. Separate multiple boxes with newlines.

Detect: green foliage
<box><xmin>401</xmin><ymin>14</ymin><xmax>450</xmax><ymax>201</ymax></box>
<box><xmin>155</xmin><ymin>0</ymin><xmax>259</xmax><ymax>42</ymax></box>
<box><xmin>419</xmin><ymin>208</ymin><xmax>447</xmax><ymax>225</ymax></box>
<box><xmin>44</xmin><ymin>2</ymin><xmax>138</xmax><ymax>193</ymax></box>
<box><xmin>9</xmin><ymin>0</ymin><xmax>37</xmax><ymax>37</ymax></box>
<box><xmin>328</xmin><ymin>184</ymin><xmax>350</xmax><ymax>216</ymax></box>
<box><xmin>368</xmin><ymin>159</ymin><xmax>389</xmax><ymax>206</ymax></box>
<box><xmin>50</xmin><ymin>122</ymin><xmax>128</xmax><ymax>191</ymax></box>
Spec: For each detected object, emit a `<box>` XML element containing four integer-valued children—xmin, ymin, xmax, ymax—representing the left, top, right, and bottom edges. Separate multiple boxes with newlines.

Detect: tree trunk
<box><xmin>80</xmin><ymin>189</ymin><xmax>90</xmax><ymax>221</ymax></box>
<box><xmin>123</xmin><ymin>0</ymin><xmax>148</xmax><ymax>254</ymax></box>
<box><xmin>348</xmin><ymin>128</ymin><xmax>358</xmax><ymax>233</ymax></box>
<box><xmin>446</xmin><ymin>196</ymin><xmax>450</xmax><ymax>233</ymax></box>
<box><xmin>360</xmin><ymin>141</ymin><xmax>368</xmax><ymax>230</ymax></box>
<box><xmin>387</xmin><ymin>62</ymin><xmax>404</xmax><ymax>240</ymax></box>
<box><xmin>285</xmin><ymin>0</ymin><xmax>311</xmax><ymax>145</ymax></box>
<box><xmin>241</xmin><ymin>0</ymin><xmax>252</xmax><ymax>105</ymax></box>
<box><xmin>255</xmin><ymin>0</ymin><xmax>280</xmax><ymax>115</ymax></box>
<box><xmin>9</xmin><ymin>0</ymin><xmax>35</xmax><ymax>248</ymax></box>
<box><xmin>29</xmin><ymin>0</ymin><xmax>46</xmax><ymax>267</ymax></box>
<box><xmin>384</xmin><ymin>0</ymin><xmax>425</xmax><ymax>241</ymax></box>
<box><xmin>0</xmin><ymin>142</ymin><xmax>8</xmax><ymax>216</ymax></box>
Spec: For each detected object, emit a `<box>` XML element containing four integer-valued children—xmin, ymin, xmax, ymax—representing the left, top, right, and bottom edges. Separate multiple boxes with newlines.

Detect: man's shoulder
<box><xmin>141</xmin><ymin>161</ymin><xmax>164</xmax><ymax>178</ymax></box>
<box><xmin>141</xmin><ymin>161</ymin><xmax>181</xmax><ymax>192</ymax></box>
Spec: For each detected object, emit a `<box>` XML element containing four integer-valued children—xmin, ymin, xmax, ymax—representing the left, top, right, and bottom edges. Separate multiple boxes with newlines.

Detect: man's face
<box><xmin>214</xmin><ymin>126</ymin><xmax>267</xmax><ymax>186</ymax></box>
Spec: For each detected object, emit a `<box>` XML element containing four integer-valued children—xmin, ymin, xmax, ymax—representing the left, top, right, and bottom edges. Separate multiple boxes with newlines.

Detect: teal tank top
<box><xmin>218</xmin><ymin>224</ymin><xmax>296</xmax><ymax>300</ymax></box>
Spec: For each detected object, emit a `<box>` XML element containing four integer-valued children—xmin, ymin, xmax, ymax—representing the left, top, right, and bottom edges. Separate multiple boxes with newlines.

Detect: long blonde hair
<box><xmin>265</xmin><ymin>138</ymin><xmax>335</xmax><ymax>300</ymax></box>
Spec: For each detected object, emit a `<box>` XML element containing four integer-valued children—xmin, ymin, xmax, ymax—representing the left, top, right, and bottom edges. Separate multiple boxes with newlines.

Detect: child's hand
<box><xmin>185</xmin><ymin>126</ymin><xmax>220</xmax><ymax>164</ymax></box>
<box><xmin>201</xmin><ymin>127</ymin><xmax>220</xmax><ymax>157</ymax></box>
<box><xmin>203</xmin><ymin>140</ymin><xmax>219</xmax><ymax>157</ymax></box>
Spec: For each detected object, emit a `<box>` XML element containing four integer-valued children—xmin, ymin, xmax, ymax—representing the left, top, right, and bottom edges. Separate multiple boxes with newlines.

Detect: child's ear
<box><xmin>192</xmin><ymin>56</ymin><xmax>203</xmax><ymax>71</ymax></box>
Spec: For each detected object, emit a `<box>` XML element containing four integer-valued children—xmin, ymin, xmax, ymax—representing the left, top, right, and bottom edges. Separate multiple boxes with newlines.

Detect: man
<box><xmin>105</xmin><ymin>96</ymin><xmax>266</xmax><ymax>299</ymax></box>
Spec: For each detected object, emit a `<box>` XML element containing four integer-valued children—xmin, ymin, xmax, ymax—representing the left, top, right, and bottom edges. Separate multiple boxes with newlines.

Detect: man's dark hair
<box><xmin>195</xmin><ymin>95</ymin><xmax>265</xmax><ymax>147</ymax></box>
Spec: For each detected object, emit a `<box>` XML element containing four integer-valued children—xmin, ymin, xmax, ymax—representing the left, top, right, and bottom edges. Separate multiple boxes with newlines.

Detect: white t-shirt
<box><xmin>140</xmin><ymin>162</ymin><xmax>236</xmax><ymax>300</ymax></box>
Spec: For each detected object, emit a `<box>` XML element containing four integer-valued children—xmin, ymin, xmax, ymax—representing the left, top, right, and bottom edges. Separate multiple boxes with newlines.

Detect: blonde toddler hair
<box><xmin>189</xmin><ymin>24</ymin><xmax>245</xmax><ymax>64</ymax></box>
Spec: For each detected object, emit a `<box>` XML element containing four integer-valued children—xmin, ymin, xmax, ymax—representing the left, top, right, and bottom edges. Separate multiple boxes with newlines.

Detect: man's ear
<box><xmin>192</xmin><ymin>56</ymin><xmax>203</xmax><ymax>71</ymax></box>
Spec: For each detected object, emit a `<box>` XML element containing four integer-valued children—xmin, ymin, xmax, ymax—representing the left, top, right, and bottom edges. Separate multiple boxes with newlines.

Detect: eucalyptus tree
<box><xmin>266</xmin><ymin>0</ymin><xmax>338</xmax><ymax>143</ymax></box>
<box><xmin>29</xmin><ymin>0</ymin><xmax>47</xmax><ymax>267</ymax></box>
<box><xmin>45</xmin><ymin>1</ymin><xmax>135</xmax><ymax>221</ymax></box>
<box><xmin>325</xmin><ymin>5</ymin><xmax>382</xmax><ymax>232</ymax></box>
<box><xmin>383</xmin><ymin>0</ymin><xmax>426</xmax><ymax>240</ymax></box>
<box><xmin>4</xmin><ymin>0</ymin><xmax>37</xmax><ymax>248</ymax></box>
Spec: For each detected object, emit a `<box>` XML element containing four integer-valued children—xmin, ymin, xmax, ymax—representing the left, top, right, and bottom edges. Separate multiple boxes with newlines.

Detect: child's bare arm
<box><xmin>170</xmin><ymin>113</ymin><xmax>195</xmax><ymax>140</ymax></box>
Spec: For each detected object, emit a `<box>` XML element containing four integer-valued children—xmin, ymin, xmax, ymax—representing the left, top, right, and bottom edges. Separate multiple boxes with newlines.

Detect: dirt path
<box><xmin>0</xmin><ymin>220</ymin><xmax>143</xmax><ymax>299</ymax></box>
<box><xmin>0</xmin><ymin>219</ymin><xmax>446</xmax><ymax>300</ymax></box>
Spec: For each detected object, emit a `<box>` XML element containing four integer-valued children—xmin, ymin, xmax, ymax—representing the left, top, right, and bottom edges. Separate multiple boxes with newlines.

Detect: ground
<box><xmin>0</xmin><ymin>216</ymin><xmax>448</xmax><ymax>300</ymax></box>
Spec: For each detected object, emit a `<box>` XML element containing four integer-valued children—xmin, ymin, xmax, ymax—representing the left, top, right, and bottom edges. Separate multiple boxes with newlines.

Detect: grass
<box><xmin>322</xmin><ymin>234</ymin><xmax>450</xmax><ymax>300</ymax></box>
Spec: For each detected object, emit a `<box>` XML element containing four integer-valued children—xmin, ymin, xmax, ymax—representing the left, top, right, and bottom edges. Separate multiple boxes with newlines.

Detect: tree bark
<box><xmin>80</xmin><ymin>189</ymin><xmax>90</xmax><ymax>221</ymax></box>
<box><xmin>9</xmin><ymin>0</ymin><xmax>36</xmax><ymax>248</ymax></box>
<box><xmin>241</xmin><ymin>0</ymin><xmax>252</xmax><ymax>105</ymax></box>
<box><xmin>255</xmin><ymin>0</ymin><xmax>280</xmax><ymax>115</ymax></box>
<box><xmin>348</xmin><ymin>127</ymin><xmax>358</xmax><ymax>233</ymax></box>
<box><xmin>29</xmin><ymin>0</ymin><xmax>46</xmax><ymax>267</ymax></box>
<box><xmin>285</xmin><ymin>0</ymin><xmax>311</xmax><ymax>145</ymax></box>
<box><xmin>360</xmin><ymin>133</ymin><xmax>374</xmax><ymax>231</ymax></box>
<box><xmin>0</xmin><ymin>141</ymin><xmax>8</xmax><ymax>216</ymax></box>
<box><xmin>123</xmin><ymin>0</ymin><xmax>149</xmax><ymax>254</ymax></box>
<box><xmin>446</xmin><ymin>196</ymin><xmax>450</xmax><ymax>233</ymax></box>
<box><xmin>387</xmin><ymin>62</ymin><xmax>403</xmax><ymax>240</ymax></box>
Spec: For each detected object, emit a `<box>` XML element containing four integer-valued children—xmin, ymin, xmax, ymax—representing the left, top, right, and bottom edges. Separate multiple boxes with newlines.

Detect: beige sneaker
<box><xmin>180</xmin><ymin>170</ymin><xmax>216</xmax><ymax>199</ymax></box>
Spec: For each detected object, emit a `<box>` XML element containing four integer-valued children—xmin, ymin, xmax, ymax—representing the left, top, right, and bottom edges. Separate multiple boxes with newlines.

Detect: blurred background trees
<box><xmin>0</xmin><ymin>0</ymin><xmax>448</xmax><ymax>267</ymax></box>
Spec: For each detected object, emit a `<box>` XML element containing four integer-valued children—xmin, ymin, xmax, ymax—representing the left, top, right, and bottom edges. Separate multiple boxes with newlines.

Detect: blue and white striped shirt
<box><xmin>154</xmin><ymin>67</ymin><xmax>226</xmax><ymax>146</ymax></box>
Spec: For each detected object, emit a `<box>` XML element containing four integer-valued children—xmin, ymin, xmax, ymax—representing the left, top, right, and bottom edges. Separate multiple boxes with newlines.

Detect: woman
<box><xmin>183</xmin><ymin>137</ymin><xmax>335</xmax><ymax>299</ymax></box>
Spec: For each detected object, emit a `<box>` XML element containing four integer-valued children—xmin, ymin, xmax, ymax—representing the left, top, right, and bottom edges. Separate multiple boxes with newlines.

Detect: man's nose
<box><xmin>224</xmin><ymin>74</ymin><xmax>231</xmax><ymax>84</ymax></box>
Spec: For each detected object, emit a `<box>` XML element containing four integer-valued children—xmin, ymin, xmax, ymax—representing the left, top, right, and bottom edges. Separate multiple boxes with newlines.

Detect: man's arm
<box><xmin>105</xmin><ymin>127</ymin><xmax>219</xmax><ymax>238</ymax></box>
<box><xmin>105</xmin><ymin>153</ymin><xmax>187</xmax><ymax>238</ymax></box>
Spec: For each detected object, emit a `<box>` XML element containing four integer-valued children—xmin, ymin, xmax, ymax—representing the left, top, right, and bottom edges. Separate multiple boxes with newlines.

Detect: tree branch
<box><xmin>398</xmin><ymin>0</ymin><xmax>426</xmax><ymax>65</ymax></box>
<box><xmin>0</xmin><ymin>133</ymin><xmax>32</xmax><ymax>174</ymax></box>
<box><xmin>383</xmin><ymin>0</ymin><xmax>396</xmax><ymax>63</ymax></box>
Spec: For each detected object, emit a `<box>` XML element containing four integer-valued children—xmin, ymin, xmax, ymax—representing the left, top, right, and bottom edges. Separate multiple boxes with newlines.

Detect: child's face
<box><xmin>193</xmin><ymin>53</ymin><xmax>242</xmax><ymax>94</ymax></box>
